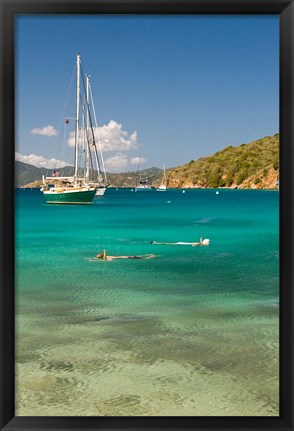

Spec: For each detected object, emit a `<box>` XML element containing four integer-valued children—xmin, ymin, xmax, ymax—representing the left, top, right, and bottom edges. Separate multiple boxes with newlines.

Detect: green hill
<box><xmin>166</xmin><ymin>134</ymin><xmax>279</xmax><ymax>189</ymax></box>
<box><xmin>15</xmin><ymin>162</ymin><xmax>48</xmax><ymax>187</ymax></box>
<box><xmin>15</xmin><ymin>162</ymin><xmax>75</xmax><ymax>187</ymax></box>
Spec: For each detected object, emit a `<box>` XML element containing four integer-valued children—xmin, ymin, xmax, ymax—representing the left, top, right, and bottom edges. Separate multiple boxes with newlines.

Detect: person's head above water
<box><xmin>96</xmin><ymin>249</ymin><xmax>107</xmax><ymax>259</ymax></box>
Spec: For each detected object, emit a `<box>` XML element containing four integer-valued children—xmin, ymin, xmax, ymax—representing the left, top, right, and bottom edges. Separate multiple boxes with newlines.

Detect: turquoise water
<box><xmin>15</xmin><ymin>188</ymin><xmax>279</xmax><ymax>416</ymax></box>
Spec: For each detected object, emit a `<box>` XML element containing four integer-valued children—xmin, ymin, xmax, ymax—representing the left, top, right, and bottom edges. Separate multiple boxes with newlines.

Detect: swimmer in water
<box><xmin>150</xmin><ymin>238</ymin><xmax>210</xmax><ymax>246</ymax></box>
<box><xmin>96</xmin><ymin>251</ymin><xmax>156</xmax><ymax>261</ymax></box>
<box><xmin>192</xmin><ymin>238</ymin><xmax>210</xmax><ymax>246</ymax></box>
<box><xmin>96</xmin><ymin>249</ymin><xmax>107</xmax><ymax>259</ymax></box>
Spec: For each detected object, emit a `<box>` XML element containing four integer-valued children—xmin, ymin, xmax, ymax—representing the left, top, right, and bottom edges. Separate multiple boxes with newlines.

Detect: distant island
<box><xmin>16</xmin><ymin>134</ymin><xmax>279</xmax><ymax>189</ymax></box>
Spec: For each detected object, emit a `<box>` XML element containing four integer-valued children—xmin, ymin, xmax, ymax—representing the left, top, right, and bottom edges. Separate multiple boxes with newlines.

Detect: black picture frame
<box><xmin>0</xmin><ymin>1</ymin><xmax>293</xmax><ymax>430</ymax></box>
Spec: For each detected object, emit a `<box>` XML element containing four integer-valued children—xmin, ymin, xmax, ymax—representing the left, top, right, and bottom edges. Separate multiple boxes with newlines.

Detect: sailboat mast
<box><xmin>84</xmin><ymin>75</ymin><xmax>102</xmax><ymax>183</ymax></box>
<box><xmin>74</xmin><ymin>54</ymin><xmax>81</xmax><ymax>185</ymax></box>
<box><xmin>137</xmin><ymin>146</ymin><xmax>142</xmax><ymax>183</ymax></box>
<box><xmin>89</xmin><ymin>82</ymin><xmax>108</xmax><ymax>184</ymax></box>
<box><xmin>86</xmin><ymin>74</ymin><xmax>90</xmax><ymax>181</ymax></box>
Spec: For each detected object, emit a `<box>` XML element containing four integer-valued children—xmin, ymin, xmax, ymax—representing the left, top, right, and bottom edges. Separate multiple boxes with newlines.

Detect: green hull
<box><xmin>43</xmin><ymin>189</ymin><xmax>96</xmax><ymax>204</ymax></box>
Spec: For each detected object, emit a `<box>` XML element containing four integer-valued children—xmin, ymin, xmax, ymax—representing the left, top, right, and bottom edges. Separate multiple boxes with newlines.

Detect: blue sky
<box><xmin>16</xmin><ymin>15</ymin><xmax>279</xmax><ymax>172</ymax></box>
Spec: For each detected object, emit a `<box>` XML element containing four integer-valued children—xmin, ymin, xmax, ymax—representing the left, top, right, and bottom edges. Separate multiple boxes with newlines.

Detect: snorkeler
<box><xmin>193</xmin><ymin>238</ymin><xmax>210</xmax><ymax>246</ymax></box>
<box><xmin>96</xmin><ymin>251</ymin><xmax>156</xmax><ymax>261</ymax></box>
<box><xmin>96</xmin><ymin>249</ymin><xmax>107</xmax><ymax>259</ymax></box>
<box><xmin>150</xmin><ymin>238</ymin><xmax>210</xmax><ymax>246</ymax></box>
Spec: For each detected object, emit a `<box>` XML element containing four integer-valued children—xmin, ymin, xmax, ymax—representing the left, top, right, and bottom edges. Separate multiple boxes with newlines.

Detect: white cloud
<box><xmin>67</xmin><ymin>120</ymin><xmax>138</xmax><ymax>152</ymax></box>
<box><xmin>31</xmin><ymin>125</ymin><xmax>58</xmax><ymax>137</ymax></box>
<box><xmin>130</xmin><ymin>156</ymin><xmax>146</xmax><ymax>166</ymax></box>
<box><xmin>104</xmin><ymin>153</ymin><xmax>128</xmax><ymax>171</ymax></box>
<box><xmin>15</xmin><ymin>152</ymin><xmax>70</xmax><ymax>169</ymax></box>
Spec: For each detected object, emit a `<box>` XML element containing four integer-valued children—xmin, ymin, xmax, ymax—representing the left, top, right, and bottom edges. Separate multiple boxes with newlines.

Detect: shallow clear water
<box><xmin>15</xmin><ymin>188</ymin><xmax>279</xmax><ymax>416</ymax></box>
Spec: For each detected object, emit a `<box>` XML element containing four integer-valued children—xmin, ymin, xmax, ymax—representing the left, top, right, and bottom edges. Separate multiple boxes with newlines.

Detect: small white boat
<box><xmin>157</xmin><ymin>184</ymin><xmax>167</xmax><ymax>191</ymax></box>
<box><xmin>95</xmin><ymin>187</ymin><xmax>106</xmax><ymax>197</ymax></box>
<box><xmin>135</xmin><ymin>181</ymin><xmax>152</xmax><ymax>192</ymax></box>
<box><xmin>157</xmin><ymin>164</ymin><xmax>167</xmax><ymax>191</ymax></box>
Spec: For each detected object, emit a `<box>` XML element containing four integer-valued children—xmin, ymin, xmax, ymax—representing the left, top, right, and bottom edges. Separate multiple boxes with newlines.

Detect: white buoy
<box><xmin>202</xmin><ymin>239</ymin><xmax>210</xmax><ymax>246</ymax></box>
<box><xmin>182</xmin><ymin>190</ymin><xmax>185</xmax><ymax>193</ymax></box>
<box><xmin>216</xmin><ymin>191</ymin><xmax>219</xmax><ymax>195</ymax></box>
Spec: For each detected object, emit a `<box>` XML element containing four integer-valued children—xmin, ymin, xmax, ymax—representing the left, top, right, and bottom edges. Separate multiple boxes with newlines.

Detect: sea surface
<box><xmin>15</xmin><ymin>188</ymin><xmax>279</xmax><ymax>416</ymax></box>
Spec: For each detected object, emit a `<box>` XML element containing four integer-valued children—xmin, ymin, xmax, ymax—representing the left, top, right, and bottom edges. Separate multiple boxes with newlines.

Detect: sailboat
<box><xmin>135</xmin><ymin>148</ymin><xmax>152</xmax><ymax>191</ymax></box>
<box><xmin>135</xmin><ymin>175</ymin><xmax>152</xmax><ymax>191</ymax></box>
<box><xmin>41</xmin><ymin>55</ymin><xmax>97</xmax><ymax>204</ymax></box>
<box><xmin>157</xmin><ymin>164</ymin><xmax>167</xmax><ymax>191</ymax></box>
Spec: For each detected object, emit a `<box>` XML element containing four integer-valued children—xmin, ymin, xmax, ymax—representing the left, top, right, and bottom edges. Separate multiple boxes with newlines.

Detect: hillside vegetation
<box><xmin>15</xmin><ymin>162</ymin><xmax>75</xmax><ymax>187</ymax></box>
<box><xmin>166</xmin><ymin>134</ymin><xmax>279</xmax><ymax>189</ymax></box>
<box><xmin>108</xmin><ymin>167</ymin><xmax>162</xmax><ymax>188</ymax></box>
